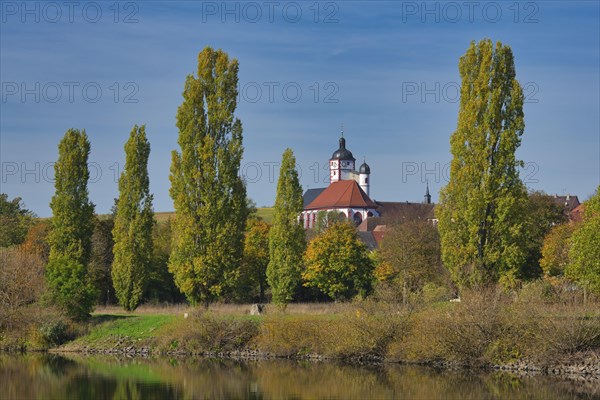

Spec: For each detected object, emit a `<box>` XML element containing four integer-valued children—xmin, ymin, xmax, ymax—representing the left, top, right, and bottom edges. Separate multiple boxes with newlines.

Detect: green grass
<box><xmin>128</xmin><ymin>207</ymin><xmax>275</xmax><ymax>224</ymax></box>
<box><xmin>256</xmin><ymin>207</ymin><xmax>274</xmax><ymax>223</ymax></box>
<box><xmin>69</xmin><ymin>314</ymin><xmax>176</xmax><ymax>348</ymax></box>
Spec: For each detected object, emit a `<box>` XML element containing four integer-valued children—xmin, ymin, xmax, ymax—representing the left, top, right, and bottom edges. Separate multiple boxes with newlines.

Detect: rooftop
<box><xmin>305</xmin><ymin>180</ymin><xmax>378</xmax><ymax>210</ymax></box>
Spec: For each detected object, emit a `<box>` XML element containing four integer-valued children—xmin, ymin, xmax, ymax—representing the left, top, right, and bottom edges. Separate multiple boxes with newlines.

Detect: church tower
<box><xmin>329</xmin><ymin>133</ymin><xmax>355</xmax><ymax>183</ymax></box>
<box><xmin>359</xmin><ymin>158</ymin><xmax>370</xmax><ymax>196</ymax></box>
<box><xmin>424</xmin><ymin>181</ymin><xmax>432</xmax><ymax>204</ymax></box>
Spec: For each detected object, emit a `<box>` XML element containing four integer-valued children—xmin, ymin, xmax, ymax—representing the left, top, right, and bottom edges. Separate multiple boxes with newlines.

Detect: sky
<box><xmin>1</xmin><ymin>1</ymin><xmax>599</xmax><ymax>217</ymax></box>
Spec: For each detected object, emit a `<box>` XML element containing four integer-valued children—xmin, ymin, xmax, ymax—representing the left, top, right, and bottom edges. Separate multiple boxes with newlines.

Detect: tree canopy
<box><xmin>267</xmin><ymin>148</ymin><xmax>305</xmax><ymax>305</ymax></box>
<box><xmin>0</xmin><ymin>194</ymin><xmax>35</xmax><ymax>248</ymax></box>
<box><xmin>47</xmin><ymin>128</ymin><xmax>96</xmax><ymax>320</ymax></box>
<box><xmin>303</xmin><ymin>222</ymin><xmax>374</xmax><ymax>300</ymax></box>
<box><xmin>112</xmin><ymin>125</ymin><xmax>155</xmax><ymax>311</ymax></box>
<box><xmin>568</xmin><ymin>186</ymin><xmax>600</xmax><ymax>294</ymax></box>
<box><xmin>437</xmin><ymin>39</ymin><xmax>528</xmax><ymax>288</ymax></box>
<box><xmin>169</xmin><ymin>47</ymin><xmax>248</xmax><ymax>305</ymax></box>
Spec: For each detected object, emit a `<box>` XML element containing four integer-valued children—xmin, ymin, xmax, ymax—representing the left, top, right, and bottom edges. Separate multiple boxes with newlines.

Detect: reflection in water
<box><xmin>0</xmin><ymin>354</ymin><xmax>597</xmax><ymax>399</ymax></box>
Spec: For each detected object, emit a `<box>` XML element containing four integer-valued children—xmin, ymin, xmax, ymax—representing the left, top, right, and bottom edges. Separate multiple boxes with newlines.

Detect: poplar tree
<box><xmin>112</xmin><ymin>125</ymin><xmax>154</xmax><ymax>311</ymax></box>
<box><xmin>437</xmin><ymin>39</ymin><xmax>528</xmax><ymax>288</ymax></box>
<box><xmin>267</xmin><ymin>148</ymin><xmax>306</xmax><ymax>305</ymax></box>
<box><xmin>169</xmin><ymin>47</ymin><xmax>248</xmax><ymax>305</ymax></box>
<box><xmin>47</xmin><ymin>128</ymin><xmax>96</xmax><ymax>320</ymax></box>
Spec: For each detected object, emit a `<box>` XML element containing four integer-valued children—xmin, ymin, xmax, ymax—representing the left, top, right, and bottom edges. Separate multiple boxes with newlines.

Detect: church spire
<box><xmin>424</xmin><ymin>180</ymin><xmax>432</xmax><ymax>204</ymax></box>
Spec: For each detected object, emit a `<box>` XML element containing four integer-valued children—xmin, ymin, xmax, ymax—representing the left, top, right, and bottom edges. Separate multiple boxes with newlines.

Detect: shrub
<box><xmin>163</xmin><ymin>312</ymin><xmax>259</xmax><ymax>353</ymax></box>
<box><xmin>46</xmin><ymin>255</ymin><xmax>97</xmax><ymax>321</ymax></box>
<box><xmin>38</xmin><ymin>319</ymin><xmax>71</xmax><ymax>347</ymax></box>
<box><xmin>0</xmin><ymin>246</ymin><xmax>46</xmax><ymax>331</ymax></box>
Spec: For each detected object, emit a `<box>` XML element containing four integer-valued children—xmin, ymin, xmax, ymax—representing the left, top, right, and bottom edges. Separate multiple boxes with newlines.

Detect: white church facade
<box><xmin>301</xmin><ymin>132</ymin><xmax>434</xmax><ymax>239</ymax></box>
<box><xmin>301</xmin><ymin>135</ymin><xmax>381</xmax><ymax>229</ymax></box>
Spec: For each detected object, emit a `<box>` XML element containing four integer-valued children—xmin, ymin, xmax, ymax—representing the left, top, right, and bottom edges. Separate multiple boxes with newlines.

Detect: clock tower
<box><xmin>329</xmin><ymin>135</ymin><xmax>355</xmax><ymax>183</ymax></box>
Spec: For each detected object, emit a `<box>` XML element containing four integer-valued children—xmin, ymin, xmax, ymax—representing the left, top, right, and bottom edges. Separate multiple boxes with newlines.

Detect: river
<box><xmin>0</xmin><ymin>353</ymin><xmax>598</xmax><ymax>399</ymax></box>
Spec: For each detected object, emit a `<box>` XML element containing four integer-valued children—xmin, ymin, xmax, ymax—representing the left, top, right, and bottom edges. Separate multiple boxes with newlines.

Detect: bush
<box><xmin>46</xmin><ymin>256</ymin><xmax>97</xmax><ymax>321</ymax></box>
<box><xmin>0</xmin><ymin>246</ymin><xmax>46</xmax><ymax>331</ymax></box>
<box><xmin>437</xmin><ymin>289</ymin><xmax>510</xmax><ymax>362</ymax></box>
<box><xmin>38</xmin><ymin>319</ymin><xmax>71</xmax><ymax>347</ymax></box>
<box><xmin>163</xmin><ymin>312</ymin><xmax>259</xmax><ymax>353</ymax></box>
<box><xmin>422</xmin><ymin>283</ymin><xmax>453</xmax><ymax>304</ymax></box>
<box><xmin>255</xmin><ymin>301</ymin><xmax>407</xmax><ymax>360</ymax></box>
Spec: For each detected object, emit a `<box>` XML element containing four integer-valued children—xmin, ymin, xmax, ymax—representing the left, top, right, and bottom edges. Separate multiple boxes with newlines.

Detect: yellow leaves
<box><xmin>374</xmin><ymin>261</ymin><xmax>395</xmax><ymax>282</ymax></box>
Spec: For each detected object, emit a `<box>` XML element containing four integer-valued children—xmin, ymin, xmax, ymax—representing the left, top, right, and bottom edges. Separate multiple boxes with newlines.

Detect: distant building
<box><xmin>301</xmin><ymin>133</ymin><xmax>434</xmax><ymax>240</ymax></box>
<box><xmin>300</xmin><ymin>132</ymin><xmax>583</xmax><ymax>249</ymax></box>
<box><xmin>570</xmin><ymin>203</ymin><xmax>586</xmax><ymax>223</ymax></box>
<box><xmin>550</xmin><ymin>194</ymin><xmax>581</xmax><ymax>220</ymax></box>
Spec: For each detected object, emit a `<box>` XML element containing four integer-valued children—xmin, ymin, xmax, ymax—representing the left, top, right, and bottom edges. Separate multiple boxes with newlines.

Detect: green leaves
<box><xmin>303</xmin><ymin>222</ymin><xmax>373</xmax><ymax>301</ymax></box>
<box><xmin>568</xmin><ymin>186</ymin><xmax>600</xmax><ymax>294</ymax></box>
<box><xmin>437</xmin><ymin>39</ymin><xmax>528</xmax><ymax>289</ymax></box>
<box><xmin>46</xmin><ymin>255</ymin><xmax>97</xmax><ymax>321</ymax></box>
<box><xmin>0</xmin><ymin>194</ymin><xmax>35</xmax><ymax>248</ymax></box>
<box><xmin>169</xmin><ymin>47</ymin><xmax>247</xmax><ymax>305</ymax></box>
<box><xmin>48</xmin><ymin>129</ymin><xmax>96</xmax><ymax>320</ymax></box>
<box><xmin>267</xmin><ymin>148</ymin><xmax>306</xmax><ymax>305</ymax></box>
<box><xmin>112</xmin><ymin>125</ymin><xmax>154</xmax><ymax>311</ymax></box>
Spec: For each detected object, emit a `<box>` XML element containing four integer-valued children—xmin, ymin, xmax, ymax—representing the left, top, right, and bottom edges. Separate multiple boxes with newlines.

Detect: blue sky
<box><xmin>1</xmin><ymin>1</ymin><xmax>599</xmax><ymax>216</ymax></box>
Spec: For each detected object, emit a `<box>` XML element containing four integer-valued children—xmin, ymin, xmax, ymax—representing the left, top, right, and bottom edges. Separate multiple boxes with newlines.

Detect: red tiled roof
<box><xmin>570</xmin><ymin>204</ymin><xmax>586</xmax><ymax>223</ymax></box>
<box><xmin>305</xmin><ymin>180</ymin><xmax>378</xmax><ymax>210</ymax></box>
<box><xmin>372</xmin><ymin>228</ymin><xmax>386</xmax><ymax>247</ymax></box>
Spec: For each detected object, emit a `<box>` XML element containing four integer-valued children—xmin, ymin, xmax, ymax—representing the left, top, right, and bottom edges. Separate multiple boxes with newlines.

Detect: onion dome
<box><xmin>359</xmin><ymin>161</ymin><xmax>370</xmax><ymax>174</ymax></box>
<box><xmin>331</xmin><ymin>137</ymin><xmax>355</xmax><ymax>160</ymax></box>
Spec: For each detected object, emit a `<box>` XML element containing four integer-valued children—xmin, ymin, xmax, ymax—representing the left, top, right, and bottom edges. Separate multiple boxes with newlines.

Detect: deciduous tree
<box><xmin>437</xmin><ymin>39</ymin><xmax>528</xmax><ymax>288</ymax></box>
<box><xmin>521</xmin><ymin>191</ymin><xmax>567</xmax><ymax>279</ymax></box>
<box><xmin>0</xmin><ymin>194</ymin><xmax>35</xmax><ymax>248</ymax></box>
<box><xmin>379</xmin><ymin>220</ymin><xmax>444</xmax><ymax>302</ymax></box>
<box><xmin>568</xmin><ymin>186</ymin><xmax>600</xmax><ymax>295</ymax></box>
<box><xmin>89</xmin><ymin>217</ymin><xmax>115</xmax><ymax>306</ymax></box>
<box><xmin>0</xmin><ymin>246</ymin><xmax>45</xmax><ymax>330</ymax></box>
<box><xmin>169</xmin><ymin>47</ymin><xmax>248</xmax><ymax>305</ymax></box>
<box><xmin>267</xmin><ymin>148</ymin><xmax>305</xmax><ymax>305</ymax></box>
<box><xmin>145</xmin><ymin>218</ymin><xmax>184</xmax><ymax>303</ymax></box>
<box><xmin>47</xmin><ymin>128</ymin><xmax>96</xmax><ymax>320</ymax></box>
<box><xmin>240</xmin><ymin>219</ymin><xmax>271</xmax><ymax>302</ymax></box>
<box><xmin>112</xmin><ymin>125</ymin><xmax>155</xmax><ymax>311</ymax></box>
<box><xmin>540</xmin><ymin>222</ymin><xmax>576</xmax><ymax>278</ymax></box>
<box><xmin>303</xmin><ymin>222</ymin><xmax>373</xmax><ymax>300</ymax></box>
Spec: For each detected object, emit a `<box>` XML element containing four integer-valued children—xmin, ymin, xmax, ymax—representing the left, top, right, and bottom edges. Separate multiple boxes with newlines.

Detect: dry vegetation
<box><xmin>92</xmin><ymin>282</ymin><xmax>600</xmax><ymax>369</ymax></box>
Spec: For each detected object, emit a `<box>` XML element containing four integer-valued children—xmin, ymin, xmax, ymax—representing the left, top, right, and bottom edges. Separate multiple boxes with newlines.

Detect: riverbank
<box><xmin>3</xmin><ymin>288</ymin><xmax>600</xmax><ymax>377</ymax></box>
<box><xmin>48</xmin><ymin>293</ymin><xmax>600</xmax><ymax>377</ymax></box>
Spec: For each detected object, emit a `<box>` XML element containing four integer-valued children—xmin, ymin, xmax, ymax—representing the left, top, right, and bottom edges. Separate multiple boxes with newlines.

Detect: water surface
<box><xmin>0</xmin><ymin>354</ymin><xmax>597</xmax><ymax>399</ymax></box>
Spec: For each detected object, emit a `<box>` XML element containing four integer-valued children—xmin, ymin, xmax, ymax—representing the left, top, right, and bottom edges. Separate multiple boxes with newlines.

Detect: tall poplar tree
<box><xmin>267</xmin><ymin>148</ymin><xmax>306</xmax><ymax>305</ymax></box>
<box><xmin>437</xmin><ymin>39</ymin><xmax>528</xmax><ymax>288</ymax></box>
<box><xmin>169</xmin><ymin>47</ymin><xmax>248</xmax><ymax>305</ymax></box>
<box><xmin>47</xmin><ymin>128</ymin><xmax>96</xmax><ymax>320</ymax></box>
<box><xmin>112</xmin><ymin>125</ymin><xmax>154</xmax><ymax>311</ymax></box>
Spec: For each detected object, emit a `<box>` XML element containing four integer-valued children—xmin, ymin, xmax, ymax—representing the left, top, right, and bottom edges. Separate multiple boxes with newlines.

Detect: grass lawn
<box><xmin>139</xmin><ymin>207</ymin><xmax>275</xmax><ymax>224</ymax></box>
<box><xmin>68</xmin><ymin>314</ymin><xmax>176</xmax><ymax>348</ymax></box>
<box><xmin>256</xmin><ymin>207</ymin><xmax>274</xmax><ymax>223</ymax></box>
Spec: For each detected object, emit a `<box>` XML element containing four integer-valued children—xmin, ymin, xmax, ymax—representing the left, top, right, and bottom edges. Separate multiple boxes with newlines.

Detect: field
<box><xmin>152</xmin><ymin>208</ymin><xmax>275</xmax><ymax>223</ymax></box>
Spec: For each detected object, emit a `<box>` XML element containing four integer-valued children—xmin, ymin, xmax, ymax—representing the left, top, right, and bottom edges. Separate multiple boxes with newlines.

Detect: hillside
<box><xmin>154</xmin><ymin>208</ymin><xmax>274</xmax><ymax>224</ymax></box>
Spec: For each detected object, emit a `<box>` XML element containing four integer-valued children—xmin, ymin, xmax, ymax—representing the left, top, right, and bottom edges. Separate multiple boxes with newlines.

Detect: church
<box><xmin>301</xmin><ymin>132</ymin><xmax>435</xmax><ymax>247</ymax></box>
